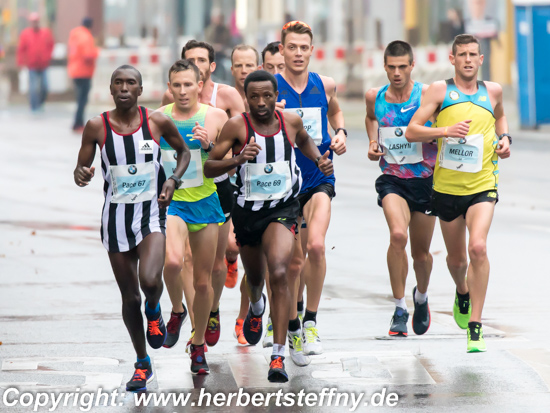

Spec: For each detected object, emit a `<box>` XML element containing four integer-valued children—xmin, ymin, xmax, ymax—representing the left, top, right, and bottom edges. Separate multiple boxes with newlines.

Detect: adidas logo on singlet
<box><xmin>141</xmin><ymin>143</ymin><xmax>151</xmax><ymax>150</ymax></box>
<box><xmin>311</xmin><ymin>86</ymin><xmax>321</xmax><ymax>94</ymax></box>
<box><xmin>139</xmin><ymin>141</ymin><xmax>154</xmax><ymax>154</ymax></box>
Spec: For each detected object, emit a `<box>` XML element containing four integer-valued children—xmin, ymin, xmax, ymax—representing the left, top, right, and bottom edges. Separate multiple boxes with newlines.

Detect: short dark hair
<box><xmin>168</xmin><ymin>59</ymin><xmax>201</xmax><ymax>82</ymax></box>
<box><xmin>281</xmin><ymin>21</ymin><xmax>313</xmax><ymax>45</ymax></box>
<box><xmin>452</xmin><ymin>34</ymin><xmax>481</xmax><ymax>55</ymax></box>
<box><xmin>244</xmin><ymin>70</ymin><xmax>278</xmax><ymax>95</ymax></box>
<box><xmin>181</xmin><ymin>40</ymin><xmax>215</xmax><ymax>63</ymax></box>
<box><xmin>262</xmin><ymin>41</ymin><xmax>281</xmax><ymax>63</ymax></box>
<box><xmin>231</xmin><ymin>44</ymin><xmax>260</xmax><ymax>66</ymax></box>
<box><xmin>384</xmin><ymin>40</ymin><xmax>414</xmax><ymax>64</ymax></box>
<box><xmin>111</xmin><ymin>65</ymin><xmax>142</xmax><ymax>85</ymax></box>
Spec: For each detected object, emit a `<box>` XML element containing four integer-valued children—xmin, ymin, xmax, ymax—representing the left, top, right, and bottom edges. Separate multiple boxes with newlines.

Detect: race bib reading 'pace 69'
<box><xmin>110</xmin><ymin>161</ymin><xmax>156</xmax><ymax>204</ymax></box>
<box><xmin>284</xmin><ymin>107</ymin><xmax>323</xmax><ymax>146</ymax></box>
<box><xmin>379</xmin><ymin>126</ymin><xmax>423</xmax><ymax>165</ymax></box>
<box><xmin>161</xmin><ymin>148</ymin><xmax>203</xmax><ymax>189</ymax></box>
<box><xmin>439</xmin><ymin>134</ymin><xmax>484</xmax><ymax>173</ymax></box>
<box><xmin>244</xmin><ymin>161</ymin><xmax>292</xmax><ymax>201</ymax></box>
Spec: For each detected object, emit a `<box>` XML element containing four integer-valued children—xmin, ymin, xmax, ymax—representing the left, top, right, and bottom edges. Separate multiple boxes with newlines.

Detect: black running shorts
<box><xmin>431</xmin><ymin>189</ymin><xmax>498</xmax><ymax>222</ymax></box>
<box><xmin>375</xmin><ymin>174</ymin><xmax>434</xmax><ymax>215</ymax></box>
<box><xmin>297</xmin><ymin>183</ymin><xmax>336</xmax><ymax>216</ymax></box>
<box><xmin>215</xmin><ymin>177</ymin><xmax>236</xmax><ymax>223</ymax></box>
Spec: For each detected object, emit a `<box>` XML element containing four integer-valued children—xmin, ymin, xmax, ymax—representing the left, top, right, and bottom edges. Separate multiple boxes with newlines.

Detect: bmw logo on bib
<box><xmin>394</xmin><ymin>128</ymin><xmax>403</xmax><ymax>137</ymax></box>
<box><xmin>128</xmin><ymin>165</ymin><xmax>138</xmax><ymax>175</ymax></box>
<box><xmin>173</xmin><ymin>152</ymin><xmax>177</xmax><ymax>160</ymax></box>
<box><xmin>297</xmin><ymin>109</ymin><xmax>304</xmax><ymax>118</ymax></box>
<box><xmin>264</xmin><ymin>164</ymin><xmax>273</xmax><ymax>174</ymax></box>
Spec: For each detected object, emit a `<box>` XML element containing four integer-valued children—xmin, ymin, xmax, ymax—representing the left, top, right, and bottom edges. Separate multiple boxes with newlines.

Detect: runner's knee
<box><xmin>306</xmin><ymin>239</ymin><xmax>325</xmax><ymax>261</ymax></box>
<box><xmin>193</xmin><ymin>277</ymin><xmax>211</xmax><ymax>295</ymax></box>
<box><xmin>411</xmin><ymin>248</ymin><xmax>431</xmax><ymax>264</ymax></box>
<box><xmin>389</xmin><ymin>230</ymin><xmax>408</xmax><ymax>250</ymax></box>
<box><xmin>446</xmin><ymin>254</ymin><xmax>467</xmax><ymax>273</ymax></box>
<box><xmin>164</xmin><ymin>255</ymin><xmax>183</xmax><ymax>277</ymax></box>
<box><xmin>468</xmin><ymin>239</ymin><xmax>487</xmax><ymax>262</ymax></box>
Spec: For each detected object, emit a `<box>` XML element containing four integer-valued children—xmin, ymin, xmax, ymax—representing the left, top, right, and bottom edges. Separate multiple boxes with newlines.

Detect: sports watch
<box><xmin>498</xmin><ymin>133</ymin><xmax>512</xmax><ymax>145</ymax></box>
<box><xmin>334</xmin><ymin>128</ymin><xmax>347</xmax><ymax>137</ymax></box>
<box><xmin>168</xmin><ymin>174</ymin><xmax>182</xmax><ymax>189</ymax></box>
<box><xmin>204</xmin><ymin>142</ymin><xmax>214</xmax><ymax>152</ymax></box>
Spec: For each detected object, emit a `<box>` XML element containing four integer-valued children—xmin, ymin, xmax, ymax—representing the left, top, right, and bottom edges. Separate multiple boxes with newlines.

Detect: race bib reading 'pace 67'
<box><xmin>439</xmin><ymin>134</ymin><xmax>484</xmax><ymax>173</ymax></box>
<box><xmin>379</xmin><ymin>126</ymin><xmax>423</xmax><ymax>165</ymax></box>
<box><xmin>244</xmin><ymin>161</ymin><xmax>292</xmax><ymax>202</ymax></box>
<box><xmin>161</xmin><ymin>148</ymin><xmax>203</xmax><ymax>189</ymax></box>
<box><xmin>284</xmin><ymin>107</ymin><xmax>323</xmax><ymax>146</ymax></box>
<box><xmin>110</xmin><ymin>161</ymin><xmax>156</xmax><ymax>204</ymax></box>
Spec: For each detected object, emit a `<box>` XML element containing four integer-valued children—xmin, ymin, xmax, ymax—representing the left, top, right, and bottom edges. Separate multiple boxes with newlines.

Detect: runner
<box><xmin>365</xmin><ymin>40</ymin><xmax>437</xmax><ymax>337</ymax></box>
<box><xmin>204</xmin><ymin>70</ymin><xmax>333</xmax><ymax>382</ymax></box>
<box><xmin>160</xmin><ymin>40</ymin><xmax>245</xmax><ymax>351</ymax></box>
<box><xmin>276</xmin><ymin>21</ymin><xmax>347</xmax><ymax>356</ymax></box>
<box><xmin>160</xmin><ymin>59</ymin><xmax>228</xmax><ymax>373</ymax></box>
<box><xmin>262</xmin><ymin>42</ymin><xmax>285</xmax><ymax>75</ymax></box>
<box><xmin>231</xmin><ymin>44</ymin><xmax>261</xmax><ymax>107</ymax></box>
<box><xmin>74</xmin><ymin>65</ymin><xmax>190</xmax><ymax>391</ymax></box>
<box><xmin>406</xmin><ymin>34</ymin><xmax>511</xmax><ymax>352</ymax></box>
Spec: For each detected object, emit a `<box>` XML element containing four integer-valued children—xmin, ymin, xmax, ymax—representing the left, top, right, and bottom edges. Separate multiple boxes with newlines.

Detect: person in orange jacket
<box><xmin>16</xmin><ymin>12</ymin><xmax>54</xmax><ymax>111</ymax></box>
<box><xmin>68</xmin><ymin>17</ymin><xmax>99</xmax><ymax>132</ymax></box>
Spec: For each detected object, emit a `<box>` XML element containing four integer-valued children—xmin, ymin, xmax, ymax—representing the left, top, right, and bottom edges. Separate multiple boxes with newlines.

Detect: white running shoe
<box><xmin>262</xmin><ymin>317</ymin><xmax>274</xmax><ymax>348</ymax></box>
<box><xmin>303</xmin><ymin>320</ymin><xmax>323</xmax><ymax>355</ymax></box>
<box><xmin>288</xmin><ymin>329</ymin><xmax>311</xmax><ymax>366</ymax></box>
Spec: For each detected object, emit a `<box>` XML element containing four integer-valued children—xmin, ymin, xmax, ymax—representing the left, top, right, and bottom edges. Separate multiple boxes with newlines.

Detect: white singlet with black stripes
<box><xmin>100</xmin><ymin>106</ymin><xmax>166</xmax><ymax>253</ymax></box>
<box><xmin>235</xmin><ymin>111</ymin><xmax>301</xmax><ymax>211</ymax></box>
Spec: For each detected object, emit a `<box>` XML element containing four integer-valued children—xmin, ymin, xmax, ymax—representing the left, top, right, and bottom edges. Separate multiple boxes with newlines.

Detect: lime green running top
<box><xmin>160</xmin><ymin>103</ymin><xmax>215</xmax><ymax>202</ymax></box>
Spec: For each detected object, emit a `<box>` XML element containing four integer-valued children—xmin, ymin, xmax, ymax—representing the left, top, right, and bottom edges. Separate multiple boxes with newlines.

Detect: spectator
<box><xmin>16</xmin><ymin>12</ymin><xmax>54</xmax><ymax>111</ymax></box>
<box><xmin>68</xmin><ymin>17</ymin><xmax>98</xmax><ymax>132</ymax></box>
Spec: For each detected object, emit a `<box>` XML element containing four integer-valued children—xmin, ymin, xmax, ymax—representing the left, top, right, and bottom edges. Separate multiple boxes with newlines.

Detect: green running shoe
<box><xmin>467</xmin><ymin>322</ymin><xmax>487</xmax><ymax>352</ymax></box>
<box><xmin>453</xmin><ymin>291</ymin><xmax>471</xmax><ymax>329</ymax></box>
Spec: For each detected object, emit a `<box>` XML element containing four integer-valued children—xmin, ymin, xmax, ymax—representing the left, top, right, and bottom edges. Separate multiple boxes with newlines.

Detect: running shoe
<box><xmin>225</xmin><ymin>258</ymin><xmax>238</xmax><ymax>288</ymax></box>
<box><xmin>412</xmin><ymin>287</ymin><xmax>431</xmax><ymax>335</ymax></box>
<box><xmin>453</xmin><ymin>291</ymin><xmax>471</xmax><ymax>330</ymax></box>
<box><xmin>262</xmin><ymin>317</ymin><xmax>274</xmax><ymax>348</ymax></box>
<box><xmin>190</xmin><ymin>343</ymin><xmax>209</xmax><ymax>374</ymax></box>
<box><xmin>467</xmin><ymin>322</ymin><xmax>487</xmax><ymax>353</ymax></box>
<box><xmin>145</xmin><ymin>302</ymin><xmax>166</xmax><ymax>349</ymax></box>
<box><xmin>303</xmin><ymin>320</ymin><xmax>323</xmax><ymax>355</ymax></box>
<box><xmin>389</xmin><ymin>307</ymin><xmax>409</xmax><ymax>337</ymax></box>
<box><xmin>234</xmin><ymin>319</ymin><xmax>247</xmax><ymax>345</ymax></box>
<box><xmin>243</xmin><ymin>293</ymin><xmax>266</xmax><ymax>345</ymax></box>
<box><xmin>205</xmin><ymin>311</ymin><xmax>221</xmax><ymax>347</ymax></box>
<box><xmin>126</xmin><ymin>361</ymin><xmax>153</xmax><ymax>392</ymax></box>
<box><xmin>288</xmin><ymin>329</ymin><xmax>311</xmax><ymax>366</ymax></box>
<box><xmin>163</xmin><ymin>305</ymin><xmax>188</xmax><ymax>349</ymax></box>
<box><xmin>267</xmin><ymin>355</ymin><xmax>289</xmax><ymax>383</ymax></box>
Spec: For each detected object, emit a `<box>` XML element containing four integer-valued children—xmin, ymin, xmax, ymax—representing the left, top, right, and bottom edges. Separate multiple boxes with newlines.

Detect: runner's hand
<box><xmin>447</xmin><ymin>120</ymin><xmax>471</xmax><ymax>138</ymax></box>
<box><xmin>238</xmin><ymin>136</ymin><xmax>261</xmax><ymax>164</ymax></box>
<box><xmin>496</xmin><ymin>135</ymin><xmax>511</xmax><ymax>159</ymax></box>
<box><xmin>75</xmin><ymin>166</ymin><xmax>95</xmax><ymax>186</ymax></box>
<box><xmin>275</xmin><ymin>99</ymin><xmax>286</xmax><ymax>111</ymax></box>
<box><xmin>330</xmin><ymin>130</ymin><xmax>347</xmax><ymax>155</ymax></box>
<box><xmin>367</xmin><ymin>140</ymin><xmax>384</xmax><ymax>161</ymax></box>
<box><xmin>318</xmin><ymin>150</ymin><xmax>334</xmax><ymax>176</ymax></box>
<box><xmin>158</xmin><ymin>179</ymin><xmax>176</xmax><ymax>208</ymax></box>
<box><xmin>192</xmin><ymin>122</ymin><xmax>211</xmax><ymax>150</ymax></box>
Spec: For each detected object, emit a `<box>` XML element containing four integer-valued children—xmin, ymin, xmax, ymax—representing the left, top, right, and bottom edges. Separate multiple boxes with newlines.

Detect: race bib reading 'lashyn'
<box><xmin>284</xmin><ymin>107</ymin><xmax>323</xmax><ymax>146</ymax></box>
<box><xmin>439</xmin><ymin>134</ymin><xmax>484</xmax><ymax>173</ymax></box>
<box><xmin>379</xmin><ymin>126</ymin><xmax>423</xmax><ymax>165</ymax></box>
<box><xmin>161</xmin><ymin>148</ymin><xmax>203</xmax><ymax>189</ymax></box>
<box><xmin>110</xmin><ymin>161</ymin><xmax>156</xmax><ymax>204</ymax></box>
<box><xmin>244</xmin><ymin>161</ymin><xmax>292</xmax><ymax>201</ymax></box>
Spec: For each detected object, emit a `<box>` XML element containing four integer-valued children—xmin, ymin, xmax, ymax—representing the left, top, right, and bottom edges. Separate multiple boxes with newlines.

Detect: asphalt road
<box><xmin>1</xmin><ymin>103</ymin><xmax>550</xmax><ymax>412</ymax></box>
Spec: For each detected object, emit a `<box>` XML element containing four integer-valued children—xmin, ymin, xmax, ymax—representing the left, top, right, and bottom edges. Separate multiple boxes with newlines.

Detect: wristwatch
<box><xmin>498</xmin><ymin>133</ymin><xmax>512</xmax><ymax>145</ymax></box>
<box><xmin>168</xmin><ymin>174</ymin><xmax>182</xmax><ymax>189</ymax></box>
<box><xmin>204</xmin><ymin>142</ymin><xmax>214</xmax><ymax>152</ymax></box>
<box><xmin>334</xmin><ymin>128</ymin><xmax>347</xmax><ymax>137</ymax></box>
<box><xmin>314</xmin><ymin>155</ymin><xmax>322</xmax><ymax>168</ymax></box>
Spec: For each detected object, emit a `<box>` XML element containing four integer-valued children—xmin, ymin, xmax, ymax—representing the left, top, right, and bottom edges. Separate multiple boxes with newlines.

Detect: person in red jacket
<box><xmin>16</xmin><ymin>13</ymin><xmax>54</xmax><ymax>111</ymax></box>
<box><xmin>68</xmin><ymin>17</ymin><xmax>99</xmax><ymax>132</ymax></box>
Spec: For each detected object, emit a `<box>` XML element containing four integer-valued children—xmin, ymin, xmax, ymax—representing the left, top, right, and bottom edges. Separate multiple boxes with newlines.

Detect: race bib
<box><xmin>284</xmin><ymin>107</ymin><xmax>323</xmax><ymax>146</ymax></box>
<box><xmin>439</xmin><ymin>134</ymin><xmax>484</xmax><ymax>173</ymax></box>
<box><xmin>110</xmin><ymin>161</ymin><xmax>156</xmax><ymax>204</ymax></box>
<box><xmin>244</xmin><ymin>161</ymin><xmax>292</xmax><ymax>201</ymax></box>
<box><xmin>379</xmin><ymin>126</ymin><xmax>423</xmax><ymax>165</ymax></box>
<box><xmin>161</xmin><ymin>148</ymin><xmax>203</xmax><ymax>188</ymax></box>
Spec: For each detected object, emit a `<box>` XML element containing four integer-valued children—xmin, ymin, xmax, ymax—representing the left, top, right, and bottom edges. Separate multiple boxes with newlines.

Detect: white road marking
<box><xmin>154</xmin><ymin>355</ymin><xmax>194</xmax><ymax>390</ymax></box>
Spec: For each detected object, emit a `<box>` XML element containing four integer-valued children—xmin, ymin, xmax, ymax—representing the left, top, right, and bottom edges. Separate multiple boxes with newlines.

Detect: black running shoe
<box><xmin>243</xmin><ymin>293</ymin><xmax>266</xmax><ymax>345</ymax></box>
<box><xmin>389</xmin><ymin>307</ymin><xmax>409</xmax><ymax>337</ymax></box>
<box><xmin>190</xmin><ymin>343</ymin><xmax>209</xmax><ymax>375</ymax></box>
<box><xmin>412</xmin><ymin>287</ymin><xmax>431</xmax><ymax>335</ymax></box>
<box><xmin>268</xmin><ymin>355</ymin><xmax>289</xmax><ymax>383</ymax></box>
<box><xmin>163</xmin><ymin>304</ymin><xmax>188</xmax><ymax>349</ymax></box>
<box><xmin>126</xmin><ymin>361</ymin><xmax>153</xmax><ymax>392</ymax></box>
<box><xmin>145</xmin><ymin>303</ymin><xmax>166</xmax><ymax>349</ymax></box>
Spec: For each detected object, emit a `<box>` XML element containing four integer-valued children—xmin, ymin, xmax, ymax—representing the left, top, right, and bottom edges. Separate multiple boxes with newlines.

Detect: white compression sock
<box><xmin>394</xmin><ymin>297</ymin><xmax>407</xmax><ymax>311</ymax></box>
<box><xmin>251</xmin><ymin>295</ymin><xmax>265</xmax><ymax>316</ymax></box>
<box><xmin>414</xmin><ymin>288</ymin><xmax>428</xmax><ymax>304</ymax></box>
<box><xmin>272</xmin><ymin>344</ymin><xmax>285</xmax><ymax>357</ymax></box>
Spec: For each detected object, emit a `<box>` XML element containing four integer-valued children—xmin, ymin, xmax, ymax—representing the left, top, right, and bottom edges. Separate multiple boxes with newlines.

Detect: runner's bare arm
<box><xmin>322</xmin><ymin>75</ymin><xmax>346</xmax><ymax>155</ymax></box>
<box><xmin>161</xmin><ymin>89</ymin><xmax>174</xmax><ymax>107</ymax></box>
<box><xmin>219</xmin><ymin>87</ymin><xmax>246</xmax><ymax>117</ymax></box>
<box><xmin>74</xmin><ymin>116</ymin><xmax>102</xmax><ymax>186</ymax></box>
<box><xmin>365</xmin><ymin>88</ymin><xmax>384</xmax><ymax>161</ymax></box>
<box><xmin>488</xmin><ymin>82</ymin><xmax>511</xmax><ymax>159</ymax></box>
<box><xmin>291</xmin><ymin>113</ymin><xmax>334</xmax><ymax>176</ymax></box>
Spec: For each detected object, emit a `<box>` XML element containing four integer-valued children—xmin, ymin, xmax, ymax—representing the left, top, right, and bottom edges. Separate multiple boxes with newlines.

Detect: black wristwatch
<box><xmin>168</xmin><ymin>174</ymin><xmax>182</xmax><ymax>189</ymax></box>
<box><xmin>498</xmin><ymin>133</ymin><xmax>512</xmax><ymax>145</ymax></box>
<box><xmin>314</xmin><ymin>155</ymin><xmax>322</xmax><ymax>168</ymax></box>
<box><xmin>334</xmin><ymin>127</ymin><xmax>347</xmax><ymax>137</ymax></box>
<box><xmin>204</xmin><ymin>141</ymin><xmax>214</xmax><ymax>152</ymax></box>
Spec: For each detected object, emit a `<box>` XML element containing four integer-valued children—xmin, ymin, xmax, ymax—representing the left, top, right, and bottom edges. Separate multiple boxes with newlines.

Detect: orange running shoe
<box><xmin>225</xmin><ymin>258</ymin><xmax>238</xmax><ymax>288</ymax></box>
<box><xmin>233</xmin><ymin>319</ymin><xmax>247</xmax><ymax>345</ymax></box>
